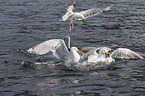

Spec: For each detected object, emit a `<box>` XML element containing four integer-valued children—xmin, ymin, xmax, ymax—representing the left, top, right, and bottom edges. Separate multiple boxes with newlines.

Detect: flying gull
<box><xmin>62</xmin><ymin>2</ymin><xmax>112</xmax><ymax>30</ymax></box>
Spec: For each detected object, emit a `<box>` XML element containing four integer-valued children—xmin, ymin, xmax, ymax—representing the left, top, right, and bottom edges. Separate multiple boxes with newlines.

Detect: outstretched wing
<box><xmin>27</xmin><ymin>39</ymin><xmax>72</xmax><ymax>60</ymax></box>
<box><xmin>63</xmin><ymin>36</ymin><xmax>71</xmax><ymax>50</ymax></box>
<box><xmin>79</xmin><ymin>47</ymin><xmax>99</xmax><ymax>53</ymax></box>
<box><xmin>81</xmin><ymin>48</ymin><xmax>99</xmax><ymax>61</ymax></box>
<box><xmin>67</xmin><ymin>2</ymin><xmax>76</xmax><ymax>12</ymax></box>
<box><xmin>87</xmin><ymin>49</ymin><xmax>99</xmax><ymax>63</ymax></box>
<box><xmin>62</xmin><ymin>2</ymin><xmax>76</xmax><ymax>21</ymax></box>
<box><xmin>111</xmin><ymin>48</ymin><xmax>144</xmax><ymax>59</ymax></box>
<box><xmin>80</xmin><ymin>5</ymin><xmax>112</xmax><ymax>18</ymax></box>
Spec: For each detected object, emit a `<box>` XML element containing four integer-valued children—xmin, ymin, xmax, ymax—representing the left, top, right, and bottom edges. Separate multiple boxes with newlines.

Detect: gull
<box><xmin>87</xmin><ymin>47</ymin><xmax>144</xmax><ymax>64</ymax></box>
<box><xmin>27</xmin><ymin>37</ymin><xmax>144</xmax><ymax>65</ymax></box>
<box><xmin>62</xmin><ymin>2</ymin><xmax>112</xmax><ymax>30</ymax></box>
<box><xmin>27</xmin><ymin>36</ymin><xmax>83</xmax><ymax>63</ymax></box>
<box><xmin>27</xmin><ymin>36</ymin><xmax>97</xmax><ymax>64</ymax></box>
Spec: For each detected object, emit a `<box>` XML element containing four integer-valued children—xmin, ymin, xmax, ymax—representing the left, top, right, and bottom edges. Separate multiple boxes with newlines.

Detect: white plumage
<box><xmin>62</xmin><ymin>2</ymin><xmax>112</xmax><ymax>30</ymax></box>
<box><xmin>87</xmin><ymin>47</ymin><xmax>143</xmax><ymax>64</ymax></box>
<box><xmin>27</xmin><ymin>37</ymin><xmax>143</xmax><ymax>64</ymax></box>
<box><xmin>111</xmin><ymin>48</ymin><xmax>144</xmax><ymax>59</ymax></box>
<box><xmin>27</xmin><ymin>37</ymin><xmax>82</xmax><ymax>63</ymax></box>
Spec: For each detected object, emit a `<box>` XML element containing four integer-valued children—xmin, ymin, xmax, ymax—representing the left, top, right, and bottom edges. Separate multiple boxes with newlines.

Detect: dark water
<box><xmin>1</xmin><ymin>0</ymin><xmax>145</xmax><ymax>95</ymax></box>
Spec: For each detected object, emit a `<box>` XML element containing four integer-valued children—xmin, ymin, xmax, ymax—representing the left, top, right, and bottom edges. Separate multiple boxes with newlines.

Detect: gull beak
<box><xmin>77</xmin><ymin>50</ymin><xmax>83</xmax><ymax>54</ymax></box>
<box><xmin>83</xmin><ymin>18</ymin><xmax>86</xmax><ymax>21</ymax></box>
<box><xmin>106</xmin><ymin>52</ymin><xmax>110</xmax><ymax>57</ymax></box>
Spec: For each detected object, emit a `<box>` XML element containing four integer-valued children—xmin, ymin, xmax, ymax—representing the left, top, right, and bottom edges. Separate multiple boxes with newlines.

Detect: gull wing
<box><xmin>80</xmin><ymin>5</ymin><xmax>112</xmax><ymax>18</ymax></box>
<box><xmin>111</xmin><ymin>48</ymin><xmax>144</xmax><ymax>59</ymax></box>
<box><xmin>62</xmin><ymin>2</ymin><xmax>75</xmax><ymax>21</ymax></box>
<box><xmin>81</xmin><ymin>49</ymin><xmax>99</xmax><ymax>60</ymax></box>
<box><xmin>80</xmin><ymin>47</ymin><xmax>110</xmax><ymax>60</ymax></box>
<box><xmin>79</xmin><ymin>47</ymin><xmax>99</xmax><ymax>53</ymax></box>
<box><xmin>99</xmin><ymin>47</ymin><xmax>111</xmax><ymax>52</ymax></box>
<box><xmin>63</xmin><ymin>36</ymin><xmax>71</xmax><ymax>49</ymax></box>
<box><xmin>62</xmin><ymin>11</ymin><xmax>73</xmax><ymax>21</ymax></box>
<box><xmin>27</xmin><ymin>39</ymin><xmax>72</xmax><ymax>60</ymax></box>
<box><xmin>87</xmin><ymin>50</ymin><xmax>99</xmax><ymax>63</ymax></box>
<box><xmin>67</xmin><ymin>2</ymin><xmax>76</xmax><ymax>12</ymax></box>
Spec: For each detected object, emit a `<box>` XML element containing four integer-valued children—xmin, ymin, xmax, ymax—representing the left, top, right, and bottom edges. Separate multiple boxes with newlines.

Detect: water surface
<box><xmin>0</xmin><ymin>0</ymin><xmax>145</xmax><ymax>95</ymax></box>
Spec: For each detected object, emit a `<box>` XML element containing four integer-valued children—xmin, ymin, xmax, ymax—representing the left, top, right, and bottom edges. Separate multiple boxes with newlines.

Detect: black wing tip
<box><xmin>71</xmin><ymin>2</ymin><xmax>75</xmax><ymax>4</ymax></box>
<box><xmin>69</xmin><ymin>2</ymin><xmax>76</xmax><ymax>8</ymax></box>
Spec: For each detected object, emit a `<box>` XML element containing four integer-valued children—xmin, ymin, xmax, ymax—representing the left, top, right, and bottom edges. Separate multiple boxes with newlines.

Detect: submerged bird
<box><xmin>27</xmin><ymin>36</ymin><xmax>82</xmax><ymax>63</ymax></box>
<box><xmin>62</xmin><ymin>2</ymin><xmax>112</xmax><ymax>30</ymax></box>
<box><xmin>87</xmin><ymin>47</ymin><xmax>144</xmax><ymax>64</ymax></box>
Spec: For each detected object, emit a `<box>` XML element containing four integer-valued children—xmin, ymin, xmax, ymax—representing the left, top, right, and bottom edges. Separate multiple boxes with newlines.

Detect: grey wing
<box><xmin>54</xmin><ymin>41</ymin><xmax>72</xmax><ymax>60</ymax></box>
<box><xmin>63</xmin><ymin>36</ymin><xmax>71</xmax><ymax>49</ymax></box>
<box><xmin>62</xmin><ymin>2</ymin><xmax>75</xmax><ymax>21</ymax></box>
<box><xmin>62</xmin><ymin>11</ymin><xmax>73</xmax><ymax>21</ymax></box>
<box><xmin>79</xmin><ymin>47</ymin><xmax>99</xmax><ymax>53</ymax></box>
<box><xmin>80</xmin><ymin>5</ymin><xmax>112</xmax><ymax>18</ymax></box>
<box><xmin>81</xmin><ymin>49</ymin><xmax>98</xmax><ymax>60</ymax></box>
<box><xmin>111</xmin><ymin>48</ymin><xmax>144</xmax><ymax>59</ymax></box>
<box><xmin>99</xmin><ymin>47</ymin><xmax>111</xmax><ymax>52</ymax></box>
<box><xmin>27</xmin><ymin>39</ymin><xmax>72</xmax><ymax>60</ymax></box>
<box><xmin>67</xmin><ymin>2</ymin><xmax>76</xmax><ymax>12</ymax></box>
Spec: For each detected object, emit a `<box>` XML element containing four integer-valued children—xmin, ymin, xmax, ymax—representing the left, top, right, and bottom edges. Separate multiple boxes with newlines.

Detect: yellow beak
<box><xmin>77</xmin><ymin>50</ymin><xmax>83</xmax><ymax>54</ymax></box>
<box><xmin>84</xmin><ymin>18</ymin><xmax>86</xmax><ymax>21</ymax></box>
<box><xmin>106</xmin><ymin>52</ymin><xmax>110</xmax><ymax>56</ymax></box>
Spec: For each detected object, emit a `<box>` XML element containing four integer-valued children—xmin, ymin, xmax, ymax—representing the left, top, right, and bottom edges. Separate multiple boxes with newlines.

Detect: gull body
<box><xmin>88</xmin><ymin>47</ymin><xmax>114</xmax><ymax>64</ymax></box>
<box><xmin>62</xmin><ymin>2</ymin><xmax>112</xmax><ymax>30</ymax></box>
<box><xmin>27</xmin><ymin>37</ymin><xmax>82</xmax><ymax>63</ymax></box>
<box><xmin>87</xmin><ymin>47</ymin><xmax>143</xmax><ymax>64</ymax></box>
<box><xmin>27</xmin><ymin>37</ymin><xmax>143</xmax><ymax>65</ymax></box>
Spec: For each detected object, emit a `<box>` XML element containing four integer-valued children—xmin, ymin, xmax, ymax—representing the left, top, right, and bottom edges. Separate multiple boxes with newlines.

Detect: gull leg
<box><xmin>69</xmin><ymin>22</ymin><xmax>72</xmax><ymax>31</ymax></box>
<box><xmin>70</xmin><ymin>21</ymin><xmax>74</xmax><ymax>31</ymax></box>
<box><xmin>72</xmin><ymin>23</ymin><xmax>74</xmax><ymax>29</ymax></box>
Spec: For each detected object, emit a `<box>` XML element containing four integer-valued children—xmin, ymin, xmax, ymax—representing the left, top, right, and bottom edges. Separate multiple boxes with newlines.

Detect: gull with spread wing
<box><xmin>62</xmin><ymin>2</ymin><xmax>112</xmax><ymax>30</ymax></box>
<box><xmin>27</xmin><ymin>36</ymin><xmax>82</xmax><ymax>63</ymax></box>
<box><xmin>27</xmin><ymin>36</ymin><xmax>143</xmax><ymax>65</ymax></box>
<box><xmin>87</xmin><ymin>47</ymin><xmax>144</xmax><ymax>64</ymax></box>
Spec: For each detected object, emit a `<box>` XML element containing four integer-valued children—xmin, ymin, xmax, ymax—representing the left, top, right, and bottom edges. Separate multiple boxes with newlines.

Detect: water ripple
<box><xmin>0</xmin><ymin>0</ymin><xmax>145</xmax><ymax>96</ymax></box>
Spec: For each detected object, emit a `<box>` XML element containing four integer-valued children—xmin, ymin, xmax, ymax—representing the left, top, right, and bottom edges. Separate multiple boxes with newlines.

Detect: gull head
<box><xmin>83</xmin><ymin>18</ymin><xmax>86</xmax><ymax>21</ymax></box>
<box><xmin>106</xmin><ymin>51</ymin><xmax>110</xmax><ymax>57</ymax></box>
<box><xmin>70</xmin><ymin>47</ymin><xmax>83</xmax><ymax>63</ymax></box>
<box><xmin>72</xmin><ymin>47</ymin><xmax>82</xmax><ymax>54</ymax></box>
<box><xmin>102</xmin><ymin>49</ymin><xmax>110</xmax><ymax>55</ymax></box>
<box><xmin>99</xmin><ymin>47</ymin><xmax>111</xmax><ymax>57</ymax></box>
<box><xmin>77</xmin><ymin>49</ymin><xmax>83</xmax><ymax>54</ymax></box>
